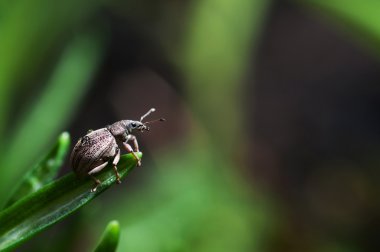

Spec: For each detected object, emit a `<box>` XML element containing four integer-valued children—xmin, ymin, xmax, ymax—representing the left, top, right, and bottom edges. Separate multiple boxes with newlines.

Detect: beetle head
<box><xmin>126</xmin><ymin>120</ymin><xmax>149</xmax><ymax>132</ymax></box>
<box><xmin>125</xmin><ymin>108</ymin><xmax>165</xmax><ymax>133</ymax></box>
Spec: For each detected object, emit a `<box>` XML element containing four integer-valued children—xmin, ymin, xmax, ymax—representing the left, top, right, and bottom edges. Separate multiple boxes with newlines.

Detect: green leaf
<box><xmin>0</xmin><ymin>152</ymin><xmax>142</xmax><ymax>252</ymax></box>
<box><xmin>4</xmin><ymin>132</ymin><xmax>71</xmax><ymax>208</ymax></box>
<box><xmin>94</xmin><ymin>220</ymin><xmax>121</xmax><ymax>252</ymax></box>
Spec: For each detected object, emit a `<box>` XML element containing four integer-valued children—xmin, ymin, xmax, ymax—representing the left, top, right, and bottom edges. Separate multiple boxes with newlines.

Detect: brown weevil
<box><xmin>70</xmin><ymin>108</ymin><xmax>164</xmax><ymax>192</ymax></box>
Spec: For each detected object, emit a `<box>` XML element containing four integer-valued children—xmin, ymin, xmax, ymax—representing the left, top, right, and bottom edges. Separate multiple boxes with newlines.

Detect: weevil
<box><xmin>70</xmin><ymin>108</ymin><xmax>164</xmax><ymax>192</ymax></box>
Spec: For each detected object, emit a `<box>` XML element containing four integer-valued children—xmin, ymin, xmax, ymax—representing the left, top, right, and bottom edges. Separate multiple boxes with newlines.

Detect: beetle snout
<box><xmin>143</xmin><ymin>125</ymin><xmax>150</xmax><ymax>131</ymax></box>
<box><xmin>138</xmin><ymin>125</ymin><xmax>149</xmax><ymax>132</ymax></box>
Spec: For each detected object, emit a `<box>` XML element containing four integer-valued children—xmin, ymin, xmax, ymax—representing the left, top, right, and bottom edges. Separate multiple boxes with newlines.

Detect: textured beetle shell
<box><xmin>70</xmin><ymin>128</ymin><xmax>118</xmax><ymax>177</ymax></box>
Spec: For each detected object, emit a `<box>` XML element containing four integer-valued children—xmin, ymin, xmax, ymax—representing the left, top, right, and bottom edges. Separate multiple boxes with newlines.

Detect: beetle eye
<box><xmin>131</xmin><ymin>122</ymin><xmax>137</xmax><ymax>128</ymax></box>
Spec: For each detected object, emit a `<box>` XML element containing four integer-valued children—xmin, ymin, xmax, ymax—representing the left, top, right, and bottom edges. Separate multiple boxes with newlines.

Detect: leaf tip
<box><xmin>59</xmin><ymin>131</ymin><xmax>70</xmax><ymax>142</ymax></box>
<box><xmin>107</xmin><ymin>220</ymin><xmax>120</xmax><ymax>234</ymax></box>
<box><xmin>94</xmin><ymin>220</ymin><xmax>121</xmax><ymax>252</ymax></box>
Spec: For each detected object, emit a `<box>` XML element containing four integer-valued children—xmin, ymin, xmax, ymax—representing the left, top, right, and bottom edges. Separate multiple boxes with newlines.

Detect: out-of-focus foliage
<box><xmin>0</xmin><ymin>0</ymin><xmax>101</xmax><ymax>137</ymax></box>
<box><xmin>0</xmin><ymin>0</ymin><xmax>379</xmax><ymax>251</ymax></box>
<box><xmin>0</xmin><ymin>32</ymin><xmax>105</xmax><ymax>205</ymax></box>
<box><xmin>180</xmin><ymin>0</ymin><xmax>270</xmax><ymax>154</ymax></box>
<box><xmin>301</xmin><ymin>0</ymin><xmax>380</xmax><ymax>55</ymax></box>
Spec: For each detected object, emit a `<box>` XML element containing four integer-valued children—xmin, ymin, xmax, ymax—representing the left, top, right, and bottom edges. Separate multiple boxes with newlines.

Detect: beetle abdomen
<box><xmin>70</xmin><ymin>128</ymin><xmax>117</xmax><ymax>177</ymax></box>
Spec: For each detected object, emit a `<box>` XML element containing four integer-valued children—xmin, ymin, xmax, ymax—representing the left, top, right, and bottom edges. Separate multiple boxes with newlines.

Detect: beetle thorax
<box><xmin>106</xmin><ymin>120</ymin><xmax>129</xmax><ymax>137</ymax></box>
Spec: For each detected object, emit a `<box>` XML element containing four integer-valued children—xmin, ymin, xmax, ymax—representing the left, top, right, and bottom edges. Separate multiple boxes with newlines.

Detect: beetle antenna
<box><xmin>144</xmin><ymin>118</ymin><xmax>166</xmax><ymax>124</ymax></box>
<box><xmin>140</xmin><ymin>108</ymin><xmax>156</xmax><ymax>122</ymax></box>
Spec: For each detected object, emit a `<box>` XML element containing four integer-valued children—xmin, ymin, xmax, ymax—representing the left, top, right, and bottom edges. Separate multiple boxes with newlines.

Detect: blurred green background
<box><xmin>0</xmin><ymin>0</ymin><xmax>379</xmax><ymax>251</ymax></box>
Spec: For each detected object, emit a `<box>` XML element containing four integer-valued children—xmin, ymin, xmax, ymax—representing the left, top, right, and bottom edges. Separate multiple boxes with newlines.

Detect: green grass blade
<box><xmin>0</xmin><ymin>152</ymin><xmax>142</xmax><ymax>252</ymax></box>
<box><xmin>4</xmin><ymin>132</ymin><xmax>71</xmax><ymax>208</ymax></box>
<box><xmin>94</xmin><ymin>220</ymin><xmax>121</xmax><ymax>252</ymax></box>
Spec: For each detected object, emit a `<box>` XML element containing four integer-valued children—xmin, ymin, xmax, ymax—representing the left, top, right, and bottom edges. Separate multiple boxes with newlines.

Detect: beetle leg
<box><xmin>122</xmin><ymin>142</ymin><xmax>141</xmax><ymax>167</ymax></box>
<box><xmin>90</xmin><ymin>176</ymin><xmax>101</xmax><ymax>192</ymax></box>
<box><xmin>126</xmin><ymin>134</ymin><xmax>141</xmax><ymax>166</ymax></box>
<box><xmin>88</xmin><ymin>162</ymin><xmax>108</xmax><ymax>175</ymax></box>
<box><xmin>129</xmin><ymin>135</ymin><xmax>140</xmax><ymax>152</ymax></box>
<box><xmin>112</xmin><ymin>148</ymin><xmax>122</xmax><ymax>184</ymax></box>
<box><xmin>88</xmin><ymin>162</ymin><xmax>108</xmax><ymax>192</ymax></box>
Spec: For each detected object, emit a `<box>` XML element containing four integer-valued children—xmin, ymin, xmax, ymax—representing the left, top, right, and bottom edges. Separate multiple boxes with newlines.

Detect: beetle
<box><xmin>70</xmin><ymin>108</ymin><xmax>164</xmax><ymax>192</ymax></box>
